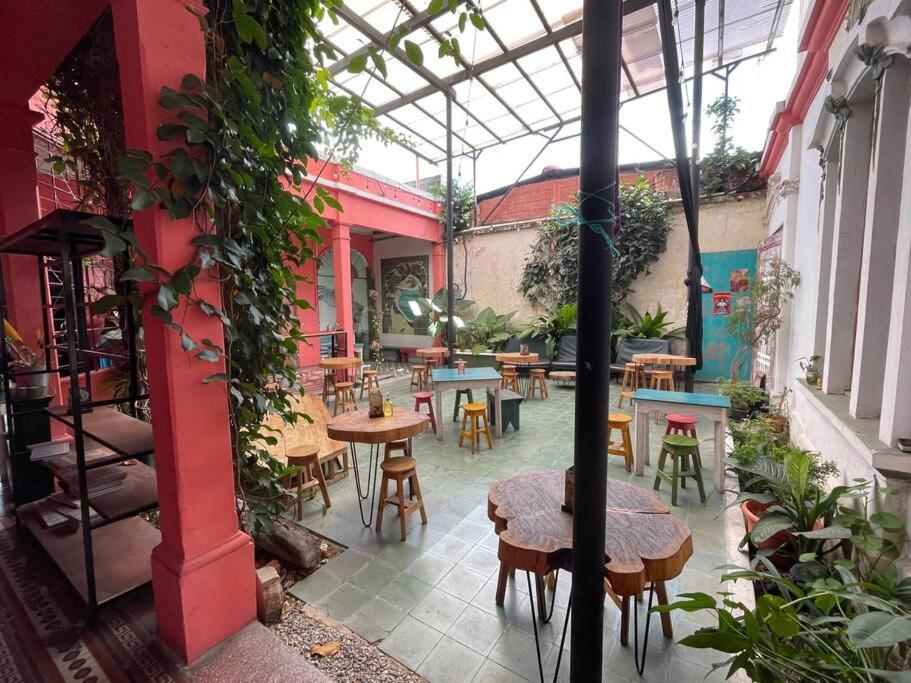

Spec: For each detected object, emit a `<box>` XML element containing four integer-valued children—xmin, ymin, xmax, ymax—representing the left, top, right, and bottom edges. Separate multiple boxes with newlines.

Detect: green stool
<box><xmin>452</xmin><ymin>389</ymin><xmax>474</xmax><ymax>422</ymax></box>
<box><xmin>653</xmin><ymin>434</ymin><xmax>706</xmax><ymax>506</ymax></box>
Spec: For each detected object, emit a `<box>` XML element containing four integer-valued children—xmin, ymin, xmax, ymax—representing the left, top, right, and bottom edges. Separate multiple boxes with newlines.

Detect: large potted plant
<box><xmin>718</xmin><ymin>378</ymin><xmax>768</xmax><ymax>420</ymax></box>
<box><xmin>526</xmin><ymin>303</ymin><xmax>577</xmax><ymax>357</ymax></box>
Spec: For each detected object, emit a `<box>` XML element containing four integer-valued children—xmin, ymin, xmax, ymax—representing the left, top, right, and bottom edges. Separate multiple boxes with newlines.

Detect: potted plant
<box><xmin>718</xmin><ymin>378</ymin><xmax>767</xmax><ymax>420</ymax></box>
<box><xmin>456</xmin><ymin>306</ymin><xmax>516</xmax><ymax>355</ymax></box>
<box><xmin>5</xmin><ymin>324</ymin><xmax>47</xmax><ymax>393</ymax></box>
<box><xmin>526</xmin><ymin>303</ymin><xmax>577</xmax><ymax>357</ymax></box>
<box><xmin>798</xmin><ymin>354</ymin><xmax>822</xmax><ymax>385</ymax></box>
<box><xmin>760</xmin><ymin>388</ymin><xmax>790</xmax><ymax>436</ymax></box>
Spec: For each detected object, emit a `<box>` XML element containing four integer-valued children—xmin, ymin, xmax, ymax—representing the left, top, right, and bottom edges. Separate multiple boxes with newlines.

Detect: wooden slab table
<box><xmin>431</xmin><ymin>367</ymin><xmax>502</xmax><ymax>440</ymax></box>
<box><xmin>631</xmin><ymin>389</ymin><xmax>730</xmax><ymax>492</ymax></box>
<box><xmin>319</xmin><ymin>356</ymin><xmax>363</xmax><ymax>401</ymax></box>
<box><xmin>327</xmin><ymin>409</ymin><xmax>429</xmax><ymax>526</ymax></box>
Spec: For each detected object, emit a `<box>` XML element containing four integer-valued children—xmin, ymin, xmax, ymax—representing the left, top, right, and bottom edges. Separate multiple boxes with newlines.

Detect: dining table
<box><xmin>488</xmin><ymin>470</ymin><xmax>693</xmax><ymax>679</ymax></box>
<box><xmin>631</xmin><ymin>353</ymin><xmax>697</xmax><ymax>389</ymax></box>
<box><xmin>495</xmin><ymin>352</ymin><xmax>541</xmax><ymax>394</ymax></box>
<box><xmin>327</xmin><ymin>409</ymin><xmax>429</xmax><ymax>527</ymax></box>
<box><xmin>432</xmin><ymin>367</ymin><xmax>502</xmax><ymax>440</ymax></box>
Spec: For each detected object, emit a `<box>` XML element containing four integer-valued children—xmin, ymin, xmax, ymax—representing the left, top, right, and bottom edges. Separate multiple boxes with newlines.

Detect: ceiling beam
<box><xmin>328</xmin><ymin>1</ymin><xmax>467</xmax><ymax>76</ymax></box>
<box><xmin>374</xmin><ymin>0</ymin><xmax>656</xmax><ymax>116</ymax></box>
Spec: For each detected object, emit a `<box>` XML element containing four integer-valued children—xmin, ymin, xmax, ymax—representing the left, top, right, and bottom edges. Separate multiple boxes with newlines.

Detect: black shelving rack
<box><xmin>0</xmin><ymin>209</ymin><xmax>159</xmax><ymax>616</ymax></box>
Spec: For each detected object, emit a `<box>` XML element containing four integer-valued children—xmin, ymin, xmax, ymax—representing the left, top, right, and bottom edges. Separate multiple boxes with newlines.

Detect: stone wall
<box><xmin>453</xmin><ymin>192</ymin><xmax>768</xmax><ymax>326</ymax></box>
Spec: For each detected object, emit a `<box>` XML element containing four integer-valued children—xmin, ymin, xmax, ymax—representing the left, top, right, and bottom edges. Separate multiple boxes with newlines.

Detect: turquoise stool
<box><xmin>653</xmin><ymin>434</ymin><xmax>706</xmax><ymax>506</ymax></box>
<box><xmin>452</xmin><ymin>389</ymin><xmax>474</xmax><ymax>422</ymax></box>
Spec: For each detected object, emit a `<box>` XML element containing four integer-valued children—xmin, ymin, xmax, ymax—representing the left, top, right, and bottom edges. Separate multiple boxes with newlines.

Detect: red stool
<box><xmin>413</xmin><ymin>391</ymin><xmax>436</xmax><ymax>431</ymax></box>
<box><xmin>665</xmin><ymin>413</ymin><xmax>698</xmax><ymax>476</ymax></box>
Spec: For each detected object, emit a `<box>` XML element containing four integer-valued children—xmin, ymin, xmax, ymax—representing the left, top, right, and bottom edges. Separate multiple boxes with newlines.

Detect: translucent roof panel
<box><xmin>322</xmin><ymin>0</ymin><xmax>792</xmax><ymax>161</ymax></box>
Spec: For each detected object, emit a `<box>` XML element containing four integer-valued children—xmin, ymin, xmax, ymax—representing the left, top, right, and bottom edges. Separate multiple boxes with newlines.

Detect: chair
<box><xmin>413</xmin><ymin>391</ymin><xmax>436</xmax><ymax>431</ymax></box>
<box><xmin>654</xmin><ymin>434</ymin><xmax>706</xmax><ymax>506</ymax></box>
<box><xmin>360</xmin><ymin>369</ymin><xmax>379</xmax><ymax>400</ymax></box>
<box><xmin>333</xmin><ymin>381</ymin><xmax>357</xmax><ymax>415</ymax></box>
<box><xmin>452</xmin><ymin>388</ymin><xmax>474</xmax><ymax>422</ymax></box>
<box><xmin>459</xmin><ymin>402</ymin><xmax>493</xmax><ymax>453</ymax></box>
<box><xmin>411</xmin><ymin>364</ymin><xmax>427</xmax><ymax>390</ymax></box>
<box><xmin>285</xmin><ymin>444</ymin><xmax>331</xmax><ymax>518</ymax></box>
<box><xmin>550</xmin><ymin>334</ymin><xmax>577</xmax><ymax>373</ymax></box>
<box><xmin>376</xmin><ymin>456</ymin><xmax>427</xmax><ymax>541</ymax></box>
<box><xmin>527</xmin><ymin>368</ymin><xmax>548</xmax><ymax>399</ymax></box>
<box><xmin>618</xmin><ymin>362</ymin><xmax>647</xmax><ymax>408</ymax></box>
<box><xmin>607</xmin><ymin>413</ymin><xmax>634</xmax><ymax>472</ymax></box>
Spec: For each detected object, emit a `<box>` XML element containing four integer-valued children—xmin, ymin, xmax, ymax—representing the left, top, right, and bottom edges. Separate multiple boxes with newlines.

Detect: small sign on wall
<box><xmin>713</xmin><ymin>292</ymin><xmax>732</xmax><ymax>316</ymax></box>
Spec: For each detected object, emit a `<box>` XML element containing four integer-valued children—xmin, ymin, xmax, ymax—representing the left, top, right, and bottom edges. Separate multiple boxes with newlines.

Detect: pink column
<box><xmin>331</xmin><ymin>222</ymin><xmax>354</xmax><ymax>356</ymax></box>
<box><xmin>112</xmin><ymin>0</ymin><xmax>254</xmax><ymax>663</ymax></box>
<box><xmin>431</xmin><ymin>241</ymin><xmax>445</xmax><ymax>295</ymax></box>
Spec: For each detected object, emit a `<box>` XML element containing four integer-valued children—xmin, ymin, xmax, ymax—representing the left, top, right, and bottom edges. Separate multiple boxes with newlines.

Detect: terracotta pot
<box><xmin>761</xmin><ymin>413</ymin><xmax>789</xmax><ymax>436</ymax></box>
<box><xmin>741</xmin><ymin>499</ymin><xmax>823</xmax><ymax>569</ymax></box>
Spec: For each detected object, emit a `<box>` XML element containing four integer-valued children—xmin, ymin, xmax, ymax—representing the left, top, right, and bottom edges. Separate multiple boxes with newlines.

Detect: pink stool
<box><xmin>413</xmin><ymin>391</ymin><xmax>436</xmax><ymax>431</ymax></box>
<box><xmin>665</xmin><ymin>413</ymin><xmax>698</xmax><ymax>438</ymax></box>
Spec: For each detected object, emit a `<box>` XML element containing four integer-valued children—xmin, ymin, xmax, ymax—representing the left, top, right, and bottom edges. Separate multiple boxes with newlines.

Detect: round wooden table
<box><xmin>416</xmin><ymin>347</ymin><xmax>450</xmax><ymax>360</ymax></box>
<box><xmin>319</xmin><ymin>356</ymin><xmax>363</xmax><ymax>401</ymax></box>
<box><xmin>327</xmin><ymin>410</ymin><xmax>429</xmax><ymax>527</ymax></box>
<box><xmin>487</xmin><ymin>470</ymin><xmax>692</xmax><ymax>677</ymax></box>
<box><xmin>495</xmin><ymin>352</ymin><xmax>541</xmax><ymax>394</ymax></box>
<box><xmin>631</xmin><ymin>353</ymin><xmax>696</xmax><ymax>391</ymax></box>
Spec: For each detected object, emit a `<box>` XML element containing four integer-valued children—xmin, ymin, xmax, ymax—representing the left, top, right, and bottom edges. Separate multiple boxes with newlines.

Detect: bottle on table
<box><xmin>383</xmin><ymin>393</ymin><xmax>393</xmax><ymax>417</ymax></box>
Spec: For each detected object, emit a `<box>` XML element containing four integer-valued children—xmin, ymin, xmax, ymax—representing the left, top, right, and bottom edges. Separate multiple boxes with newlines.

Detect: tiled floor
<box><xmin>290</xmin><ymin>374</ymin><xmax>729</xmax><ymax>682</ymax></box>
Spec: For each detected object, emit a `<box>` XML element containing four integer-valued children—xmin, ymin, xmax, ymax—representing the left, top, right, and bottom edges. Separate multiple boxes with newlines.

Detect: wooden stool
<box><xmin>360</xmin><ymin>369</ymin><xmax>379</xmax><ymax>400</ymax></box>
<box><xmin>452</xmin><ymin>388</ymin><xmax>474</xmax><ymax>422</ymax></box>
<box><xmin>502</xmin><ymin>370</ymin><xmax>520</xmax><ymax>393</ymax></box>
<box><xmin>526</xmin><ymin>368</ymin><xmax>548</xmax><ymax>399</ymax></box>
<box><xmin>322</xmin><ymin>370</ymin><xmax>336</xmax><ymax>403</ymax></box>
<box><xmin>459</xmin><ymin>402</ymin><xmax>493</xmax><ymax>453</ymax></box>
<box><xmin>654</xmin><ymin>434</ymin><xmax>706</xmax><ymax>506</ymax></box>
<box><xmin>411</xmin><ymin>364</ymin><xmax>427</xmax><ymax>390</ymax></box>
<box><xmin>285</xmin><ymin>444</ymin><xmax>330</xmax><ymax>518</ymax></box>
<box><xmin>413</xmin><ymin>391</ymin><xmax>436</xmax><ymax>431</ymax></box>
<box><xmin>650</xmin><ymin>369</ymin><xmax>675</xmax><ymax>391</ymax></box>
<box><xmin>618</xmin><ymin>362</ymin><xmax>646</xmax><ymax>408</ymax></box>
<box><xmin>607</xmin><ymin>413</ymin><xmax>634</xmax><ymax>472</ymax></box>
<box><xmin>424</xmin><ymin>358</ymin><xmax>437</xmax><ymax>387</ymax></box>
<box><xmin>384</xmin><ymin>439</ymin><xmax>410</xmax><ymax>459</ymax></box>
<box><xmin>333</xmin><ymin>381</ymin><xmax>357</xmax><ymax>415</ymax></box>
<box><xmin>376</xmin><ymin>456</ymin><xmax>427</xmax><ymax>541</ymax></box>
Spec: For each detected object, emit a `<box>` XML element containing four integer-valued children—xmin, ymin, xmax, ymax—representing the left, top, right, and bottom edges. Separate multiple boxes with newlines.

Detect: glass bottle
<box><xmin>383</xmin><ymin>393</ymin><xmax>393</xmax><ymax>417</ymax></box>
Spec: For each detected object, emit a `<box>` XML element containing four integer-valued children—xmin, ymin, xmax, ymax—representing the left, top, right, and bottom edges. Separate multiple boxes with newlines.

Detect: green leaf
<box><xmin>157</xmin><ymin>284</ymin><xmax>178</xmax><ymax>312</ymax></box>
<box><xmin>404</xmin><ymin>40</ymin><xmax>423</xmax><ymax>66</ymax></box>
<box><xmin>157</xmin><ymin>122</ymin><xmax>187</xmax><ymax>141</ymax></box>
<box><xmin>118</xmin><ymin>155</ymin><xmax>151</xmax><ymax>175</ymax></box>
<box><xmin>197</xmin><ymin>349</ymin><xmax>220</xmax><ymax>362</ymax></box>
<box><xmin>848</xmin><ymin>612</ymin><xmax>911</xmax><ymax>648</ymax></box>
<box><xmin>458</xmin><ymin>13</ymin><xmax>467</xmax><ymax>31</ymax></box>
<box><xmin>470</xmin><ymin>12</ymin><xmax>485</xmax><ymax>30</ymax></box>
<box><xmin>232</xmin><ymin>0</ymin><xmax>267</xmax><ymax>49</ymax></box>
<box><xmin>131</xmin><ymin>188</ymin><xmax>157</xmax><ymax>211</ymax></box>
<box><xmin>871</xmin><ymin>511</ymin><xmax>904</xmax><ymax>532</ymax></box>
<box><xmin>204</xmin><ymin>373</ymin><xmax>230</xmax><ymax>383</ymax></box>
<box><xmin>794</xmin><ymin>525</ymin><xmax>852</xmax><ymax>539</ymax></box>
<box><xmin>369</xmin><ymin>51</ymin><xmax>387</xmax><ymax>79</ymax></box>
<box><xmin>749</xmin><ymin>512</ymin><xmax>793</xmax><ymax>545</ymax></box>
<box><xmin>679</xmin><ymin>630</ymin><xmax>750</xmax><ymax>654</ymax></box>
<box><xmin>120</xmin><ymin>267</ymin><xmax>156</xmax><ymax>283</ymax></box>
<box><xmin>90</xmin><ymin>294</ymin><xmax>125</xmax><ymax>315</ymax></box>
<box><xmin>428</xmin><ymin>0</ymin><xmax>445</xmax><ymax>12</ymax></box>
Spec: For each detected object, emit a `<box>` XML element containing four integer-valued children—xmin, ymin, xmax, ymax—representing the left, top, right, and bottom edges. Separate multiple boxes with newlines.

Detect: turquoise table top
<box><xmin>631</xmin><ymin>389</ymin><xmax>731</xmax><ymax>409</ymax></box>
<box><xmin>432</xmin><ymin>367</ymin><xmax>501</xmax><ymax>382</ymax></box>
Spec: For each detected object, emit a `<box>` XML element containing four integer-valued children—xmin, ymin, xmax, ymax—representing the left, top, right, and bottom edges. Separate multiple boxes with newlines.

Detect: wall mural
<box><xmin>381</xmin><ymin>255</ymin><xmax>429</xmax><ymax>335</ymax></box>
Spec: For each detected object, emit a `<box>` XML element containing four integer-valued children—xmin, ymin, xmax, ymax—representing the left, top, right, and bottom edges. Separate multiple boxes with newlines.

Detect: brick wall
<box><xmin>477</xmin><ymin>167</ymin><xmax>680</xmax><ymax>225</ymax></box>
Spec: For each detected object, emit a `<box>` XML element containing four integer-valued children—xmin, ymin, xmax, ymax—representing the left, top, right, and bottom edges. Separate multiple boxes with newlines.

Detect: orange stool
<box><xmin>527</xmin><ymin>368</ymin><xmax>548</xmax><ymax>399</ymax></box>
<box><xmin>459</xmin><ymin>403</ymin><xmax>493</xmax><ymax>453</ymax></box>
<box><xmin>607</xmin><ymin>413</ymin><xmax>634</xmax><ymax>472</ymax></box>
<box><xmin>360</xmin><ymin>369</ymin><xmax>379</xmax><ymax>400</ymax></box>
<box><xmin>413</xmin><ymin>391</ymin><xmax>436</xmax><ymax>431</ymax></box>
<box><xmin>333</xmin><ymin>381</ymin><xmax>357</xmax><ymax>415</ymax></box>
<box><xmin>376</xmin><ymin>456</ymin><xmax>427</xmax><ymax>541</ymax></box>
<box><xmin>411</xmin><ymin>364</ymin><xmax>427</xmax><ymax>390</ymax></box>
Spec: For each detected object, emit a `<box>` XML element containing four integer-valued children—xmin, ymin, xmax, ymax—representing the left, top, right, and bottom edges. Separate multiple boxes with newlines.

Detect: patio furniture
<box><xmin>496</xmin><ymin>350</ymin><xmax>542</xmax><ymax>396</ymax></box>
<box><xmin>501</xmin><ymin>369</ymin><xmax>520</xmax><ymax>393</ymax></box>
<box><xmin>550</xmin><ymin>334</ymin><xmax>577</xmax><ymax>373</ymax></box>
<box><xmin>415</xmin><ymin>346</ymin><xmax>449</xmax><ymax>369</ymax></box>
<box><xmin>384</xmin><ymin>440</ymin><xmax>410</xmax><ymax>459</ymax></box>
<box><xmin>487</xmin><ymin>388</ymin><xmax>523</xmax><ymax>432</ymax></box>
<box><xmin>632</xmin><ymin>352</ymin><xmax>696</xmax><ymax>389</ymax></box>
<box><xmin>549</xmin><ymin>370</ymin><xmax>576</xmax><ymax>387</ymax></box>
<box><xmin>410</xmin><ymin>364</ymin><xmax>427</xmax><ymax>390</ymax></box>
<box><xmin>618</xmin><ymin>362</ymin><xmax>647</xmax><ymax>408</ymax></box>
<box><xmin>452</xmin><ymin>388</ymin><xmax>474</xmax><ymax>422</ymax></box>
<box><xmin>432</xmin><ymin>367</ymin><xmax>503</xmax><ymax>440</ymax></box>
<box><xmin>654</xmin><ymin>434</ymin><xmax>706</xmax><ymax>506</ymax></box>
<box><xmin>327</xmin><ymin>410</ymin><xmax>430</xmax><ymax>527</ymax></box>
<box><xmin>359</xmin><ymin>369</ymin><xmax>379</xmax><ymax>400</ymax></box>
<box><xmin>488</xmin><ymin>471</ymin><xmax>692</xmax><ymax>679</ymax></box>
<box><xmin>376</xmin><ymin>456</ymin><xmax>426</xmax><ymax>542</ymax></box>
<box><xmin>332</xmin><ymin>381</ymin><xmax>357</xmax><ymax>415</ymax></box>
<box><xmin>527</xmin><ymin>368</ymin><xmax>548</xmax><ymax>399</ymax></box>
<box><xmin>285</xmin><ymin>444</ymin><xmax>330</xmax><ymax>518</ymax></box>
<box><xmin>649</xmin><ymin>369</ymin><xmax>675</xmax><ymax>391</ymax></box>
<box><xmin>319</xmin><ymin>356</ymin><xmax>362</xmax><ymax>403</ymax></box>
<box><xmin>607</xmin><ymin>413</ymin><xmax>634</xmax><ymax>472</ymax></box>
<box><xmin>665</xmin><ymin>413</ymin><xmax>699</xmax><ymax>473</ymax></box>
<box><xmin>459</xmin><ymin>403</ymin><xmax>493</xmax><ymax>453</ymax></box>
<box><xmin>631</xmin><ymin>389</ymin><xmax>730</xmax><ymax>492</ymax></box>
<box><xmin>412</xmin><ymin>391</ymin><xmax>436</xmax><ymax>431</ymax></box>
<box><xmin>610</xmin><ymin>338</ymin><xmax>670</xmax><ymax>377</ymax></box>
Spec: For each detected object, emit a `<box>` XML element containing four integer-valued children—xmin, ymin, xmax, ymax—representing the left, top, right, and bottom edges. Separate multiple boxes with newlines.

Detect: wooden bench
<box><xmin>487</xmin><ymin>388</ymin><xmax>523</xmax><ymax>432</ymax></box>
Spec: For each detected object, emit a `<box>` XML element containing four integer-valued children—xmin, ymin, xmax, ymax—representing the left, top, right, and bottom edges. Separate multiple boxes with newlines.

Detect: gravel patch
<box><xmin>273</xmin><ymin>598</ymin><xmax>425</xmax><ymax>683</ymax></box>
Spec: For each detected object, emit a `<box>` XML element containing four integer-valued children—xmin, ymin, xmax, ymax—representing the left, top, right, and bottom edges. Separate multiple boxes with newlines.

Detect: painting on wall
<box><xmin>380</xmin><ymin>255</ymin><xmax>430</xmax><ymax>335</ymax></box>
<box><xmin>713</xmin><ymin>292</ymin><xmax>732</xmax><ymax>316</ymax></box>
<box><xmin>729</xmin><ymin>268</ymin><xmax>750</xmax><ymax>292</ymax></box>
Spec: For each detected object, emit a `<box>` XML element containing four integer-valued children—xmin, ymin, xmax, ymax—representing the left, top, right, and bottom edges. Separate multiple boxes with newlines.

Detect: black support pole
<box><xmin>445</xmin><ymin>93</ymin><xmax>455</xmax><ymax>367</ymax></box>
<box><xmin>571</xmin><ymin>0</ymin><xmax>622</xmax><ymax>679</ymax></box>
<box><xmin>686</xmin><ymin>0</ymin><xmax>706</xmax><ymax>392</ymax></box>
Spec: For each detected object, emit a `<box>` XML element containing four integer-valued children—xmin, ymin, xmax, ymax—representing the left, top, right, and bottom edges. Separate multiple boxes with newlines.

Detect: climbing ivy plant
<box><xmin>78</xmin><ymin>0</ymin><xmax>485</xmax><ymax>534</ymax></box>
<box><xmin>519</xmin><ymin>176</ymin><xmax>671</xmax><ymax>309</ymax></box>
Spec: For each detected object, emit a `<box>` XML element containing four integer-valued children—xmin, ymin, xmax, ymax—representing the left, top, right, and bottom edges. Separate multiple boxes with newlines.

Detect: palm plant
<box><xmin>526</xmin><ymin>303</ymin><xmax>577</xmax><ymax>354</ymax></box>
<box><xmin>613</xmin><ymin>302</ymin><xmax>685</xmax><ymax>340</ymax></box>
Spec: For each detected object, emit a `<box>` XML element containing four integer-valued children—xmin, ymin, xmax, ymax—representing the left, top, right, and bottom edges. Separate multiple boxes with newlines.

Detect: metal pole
<box><xmin>686</xmin><ymin>0</ymin><xmax>705</xmax><ymax>392</ymax></box>
<box><xmin>571</xmin><ymin>0</ymin><xmax>621</xmax><ymax>678</ymax></box>
<box><xmin>445</xmin><ymin>94</ymin><xmax>455</xmax><ymax>367</ymax></box>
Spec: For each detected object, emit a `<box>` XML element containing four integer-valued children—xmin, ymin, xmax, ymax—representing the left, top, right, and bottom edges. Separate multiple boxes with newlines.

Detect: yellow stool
<box><xmin>411</xmin><ymin>364</ymin><xmax>427</xmax><ymax>390</ymax></box>
<box><xmin>618</xmin><ymin>362</ymin><xmax>646</xmax><ymax>408</ymax></box>
<box><xmin>376</xmin><ymin>456</ymin><xmax>427</xmax><ymax>541</ymax></box>
<box><xmin>333</xmin><ymin>381</ymin><xmax>357</xmax><ymax>415</ymax></box>
<box><xmin>607</xmin><ymin>413</ymin><xmax>634</xmax><ymax>472</ymax></box>
<box><xmin>360</xmin><ymin>369</ymin><xmax>379</xmax><ymax>400</ymax></box>
<box><xmin>502</xmin><ymin>370</ymin><xmax>520</xmax><ymax>393</ymax></box>
<box><xmin>527</xmin><ymin>368</ymin><xmax>548</xmax><ymax>399</ymax></box>
<box><xmin>459</xmin><ymin>403</ymin><xmax>493</xmax><ymax>453</ymax></box>
<box><xmin>285</xmin><ymin>444</ymin><xmax>331</xmax><ymax>518</ymax></box>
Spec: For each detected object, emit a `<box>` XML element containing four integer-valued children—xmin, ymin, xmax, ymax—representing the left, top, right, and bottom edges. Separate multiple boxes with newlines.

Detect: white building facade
<box><xmin>760</xmin><ymin>0</ymin><xmax>911</xmax><ymax>558</ymax></box>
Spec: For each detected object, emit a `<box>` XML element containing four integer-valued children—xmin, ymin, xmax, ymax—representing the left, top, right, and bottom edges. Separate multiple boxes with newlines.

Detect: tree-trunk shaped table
<box><xmin>487</xmin><ymin>470</ymin><xmax>693</xmax><ymax>678</ymax></box>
